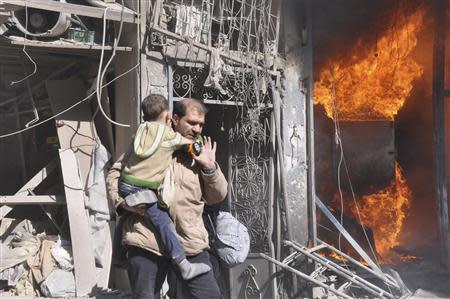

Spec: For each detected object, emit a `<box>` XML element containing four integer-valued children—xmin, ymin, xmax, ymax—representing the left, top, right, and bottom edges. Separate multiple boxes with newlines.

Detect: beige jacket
<box><xmin>121</xmin><ymin>121</ymin><xmax>192</xmax><ymax>189</ymax></box>
<box><xmin>106</xmin><ymin>151</ymin><xmax>228</xmax><ymax>256</ymax></box>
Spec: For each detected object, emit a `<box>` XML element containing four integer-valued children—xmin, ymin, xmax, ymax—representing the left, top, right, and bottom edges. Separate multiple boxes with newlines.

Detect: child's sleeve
<box><xmin>164</xmin><ymin>126</ymin><xmax>193</xmax><ymax>149</ymax></box>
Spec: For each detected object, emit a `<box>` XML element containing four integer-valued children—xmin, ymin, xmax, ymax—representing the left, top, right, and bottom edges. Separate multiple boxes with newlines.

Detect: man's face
<box><xmin>173</xmin><ymin>108</ymin><xmax>205</xmax><ymax>140</ymax></box>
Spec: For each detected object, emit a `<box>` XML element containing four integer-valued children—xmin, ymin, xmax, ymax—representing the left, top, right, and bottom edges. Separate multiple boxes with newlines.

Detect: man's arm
<box><xmin>201</xmin><ymin>164</ymin><xmax>228</xmax><ymax>205</ymax></box>
<box><xmin>164</xmin><ymin>126</ymin><xmax>193</xmax><ymax>148</ymax></box>
<box><xmin>106</xmin><ymin>153</ymin><xmax>145</xmax><ymax>215</ymax></box>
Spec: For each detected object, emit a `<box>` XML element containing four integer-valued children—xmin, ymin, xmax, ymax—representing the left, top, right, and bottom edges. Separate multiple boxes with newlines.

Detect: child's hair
<box><xmin>141</xmin><ymin>94</ymin><xmax>169</xmax><ymax>121</ymax></box>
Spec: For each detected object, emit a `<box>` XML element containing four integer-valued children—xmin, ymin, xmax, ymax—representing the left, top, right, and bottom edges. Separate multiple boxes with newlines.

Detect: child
<box><xmin>118</xmin><ymin>94</ymin><xmax>210</xmax><ymax>280</ymax></box>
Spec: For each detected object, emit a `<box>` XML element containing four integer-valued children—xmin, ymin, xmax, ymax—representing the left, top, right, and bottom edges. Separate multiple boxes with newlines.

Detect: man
<box><xmin>106</xmin><ymin>98</ymin><xmax>227</xmax><ymax>299</ymax></box>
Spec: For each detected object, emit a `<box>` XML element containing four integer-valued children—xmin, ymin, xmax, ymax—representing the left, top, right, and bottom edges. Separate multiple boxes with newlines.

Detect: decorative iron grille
<box><xmin>230</xmin><ymin>156</ymin><xmax>270</xmax><ymax>253</ymax></box>
<box><xmin>156</xmin><ymin>0</ymin><xmax>280</xmax><ymax>60</ymax></box>
<box><xmin>228</xmin><ymin>107</ymin><xmax>272</xmax><ymax>254</ymax></box>
<box><xmin>171</xmin><ymin>65</ymin><xmax>273</xmax><ymax>107</ymax></box>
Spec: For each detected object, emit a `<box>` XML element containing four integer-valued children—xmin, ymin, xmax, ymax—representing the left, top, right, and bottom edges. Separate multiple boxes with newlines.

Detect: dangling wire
<box><xmin>22</xmin><ymin>63</ymin><xmax>39</xmax><ymax>127</ymax></box>
<box><xmin>10</xmin><ymin>4</ymin><xmax>37</xmax><ymax>86</ymax></box>
<box><xmin>95</xmin><ymin>3</ymin><xmax>130</xmax><ymax>128</ymax></box>
<box><xmin>0</xmin><ymin>63</ymin><xmax>140</xmax><ymax>139</ymax></box>
<box><xmin>330</xmin><ymin>67</ymin><xmax>383</xmax><ymax>271</ymax></box>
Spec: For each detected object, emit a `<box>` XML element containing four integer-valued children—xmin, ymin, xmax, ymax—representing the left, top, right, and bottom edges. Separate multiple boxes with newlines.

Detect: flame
<box><xmin>399</xmin><ymin>254</ymin><xmax>423</xmax><ymax>262</ymax></box>
<box><xmin>318</xmin><ymin>251</ymin><xmax>349</xmax><ymax>263</ymax></box>
<box><xmin>329</xmin><ymin>251</ymin><xmax>348</xmax><ymax>263</ymax></box>
<box><xmin>350</xmin><ymin>163</ymin><xmax>411</xmax><ymax>262</ymax></box>
<box><xmin>314</xmin><ymin>9</ymin><xmax>425</xmax><ymax>121</ymax></box>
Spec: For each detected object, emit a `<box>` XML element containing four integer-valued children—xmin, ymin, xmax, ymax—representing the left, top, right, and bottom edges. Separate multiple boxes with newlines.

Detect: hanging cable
<box><xmin>329</xmin><ymin>68</ymin><xmax>383</xmax><ymax>272</ymax></box>
<box><xmin>0</xmin><ymin>63</ymin><xmax>140</xmax><ymax>139</ymax></box>
<box><xmin>23</xmin><ymin>63</ymin><xmax>39</xmax><ymax>127</ymax></box>
<box><xmin>10</xmin><ymin>4</ymin><xmax>37</xmax><ymax>86</ymax></box>
<box><xmin>91</xmin><ymin>0</ymin><xmax>127</xmax><ymax>145</ymax></box>
<box><xmin>95</xmin><ymin>3</ymin><xmax>129</xmax><ymax>128</ymax></box>
<box><xmin>330</xmin><ymin>68</ymin><xmax>346</xmax><ymax>255</ymax></box>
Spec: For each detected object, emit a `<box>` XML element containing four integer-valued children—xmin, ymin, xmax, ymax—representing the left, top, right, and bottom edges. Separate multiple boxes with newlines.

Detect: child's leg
<box><xmin>145</xmin><ymin>203</ymin><xmax>211</xmax><ymax>280</ymax></box>
<box><xmin>145</xmin><ymin>203</ymin><xmax>185</xmax><ymax>262</ymax></box>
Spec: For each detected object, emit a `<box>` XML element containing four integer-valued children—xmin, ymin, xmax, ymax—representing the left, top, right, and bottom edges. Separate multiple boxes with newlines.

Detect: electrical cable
<box><xmin>330</xmin><ymin>69</ymin><xmax>346</xmax><ymax>259</ymax></box>
<box><xmin>342</xmin><ymin>156</ymin><xmax>381</xmax><ymax>265</ymax></box>
<box><xmin>10</xmin><ymin>4</ymin><xmax>37</xmax><ymax>86</ymax></box>
<box><xmin>21</xmin><ymin>61</ymin><xmax>40</xmax><ymax>128</ymax></box>
<box><xmin>0</xmin><ymin>63</ymin><xmax>140</xmax><ymax>139</ymax></box>
<box><xmin>91</xmin><ymin>0</ymin><xmax>126</xmax><ymax>146</ymax></box>
<box><xmin>329</xmin><ymin>69</ymin><xmax>392</xmax><ymax>292</ymax></box>
<box><xmin>329</xmin><ymin>69</ymin><xmax>386</xmax><ymax>297</ymax></box>
<box><xmin>95</xmin><ymin>4</ymin><xmax>129</xmax><ymax>128</ymax></box>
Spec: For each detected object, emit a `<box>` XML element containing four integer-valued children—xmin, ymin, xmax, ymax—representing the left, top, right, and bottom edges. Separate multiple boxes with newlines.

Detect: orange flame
<box><xmin>314</xmin><ymin>9</ymin><xmax>425</xmax><ymax>121</ymax></box>
<box><xmin>328</xmin><ymin>251</ymin><xmax>348</xmax><ymax>263</ymax></box>
<box><xmin>399</xmin><ymin>254</ymin><xmax>423</xmax><ymax>262</ymax></box>
<box><xmin>350</xmin><ymin>163</ymin><xmax>411</xmax><ymax>262</ymax></box>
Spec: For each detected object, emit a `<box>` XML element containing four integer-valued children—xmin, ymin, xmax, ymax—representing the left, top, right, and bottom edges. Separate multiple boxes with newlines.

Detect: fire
<box><xmin>318</xmin><ymin>251</ymin><xmax>349</xmax><ymax>263</ymax></box>
<box><xmin>350</xmin><ymin>163</ymin><xmax>411</xmax><ymax>262</ymax></box>
<box><xmin>399</xmin><ymin>254</ymin><xmax>423</xmax><ymax>262</ymax></box>
<box><xmin>328</xmin><ymin>251</ymin><xmax>348</xmax><ymax>263</ymax></box>
<box><xmin>314</xmin><ymin>9</ymin><xmax>425</xmax><ymax>121</ymax></box>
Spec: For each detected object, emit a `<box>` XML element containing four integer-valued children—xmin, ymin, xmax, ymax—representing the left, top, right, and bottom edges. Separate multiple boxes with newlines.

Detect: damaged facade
<box><xmin>0</xmin><ymin>0</ymin><xmax>449</xmax><ymax>298</ymax></box>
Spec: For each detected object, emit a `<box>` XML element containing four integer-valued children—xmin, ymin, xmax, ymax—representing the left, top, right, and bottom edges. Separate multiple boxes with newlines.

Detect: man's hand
<box><xmin>120</xmin><ymin>202</ymin><xmax>146</xmax><ymax>216</ymax></box>
<box><xmin>192</xmin><ymin>136</ymin><xmax>216</xmax><ymax>171</ymax></box>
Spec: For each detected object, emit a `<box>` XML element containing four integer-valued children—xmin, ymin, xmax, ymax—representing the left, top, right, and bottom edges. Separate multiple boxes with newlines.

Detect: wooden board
<box><xmin>46</xmin><ymin>79</ymin><xmax>96</xmax><ymax>187</ymax></box>
<box><xmin>0</xmin><ymin>195</ymin><xmax>65</xmax><ymax>205</ymax></box>
<box><xmin>0</xmin><ymin>159</ymin><xmax>58</xmax><ymax>220</ymax></box>
<box><xmin>59</xmin><ymin>149</ymin><xmax>96</xmax><ymax>297</ymax></box>
<box><xmin>1</xmin><ymin>0</ymin><xmax>137</xmax><ymax>23</ymax></box>
<box><xmin>47</xmin><ymin>79</ymin><xmax>98</xmax><ymax>296</ymax></box>
<box><xmin>8</xmin><ymin>37</ymin><xmax>133</xmax><ymax>52</ymax></box>
<box><xmin>46</xmin><ymin>78</ymin><xmax>118</xmax><ymax>295</ymax></box>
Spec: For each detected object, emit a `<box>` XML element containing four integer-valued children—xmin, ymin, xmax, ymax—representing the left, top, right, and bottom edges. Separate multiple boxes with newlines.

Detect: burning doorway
<box><xmin>312</xmin><ymin>0</ymin><xmax>449</xmax><ymax>293</ymax></box>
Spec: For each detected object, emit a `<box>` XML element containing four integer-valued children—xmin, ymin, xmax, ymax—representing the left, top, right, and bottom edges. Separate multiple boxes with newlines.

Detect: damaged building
<box><xmin>0</xmin><ymin>0</ymin><xmax>449</xmax><ymax>298</ymax></box>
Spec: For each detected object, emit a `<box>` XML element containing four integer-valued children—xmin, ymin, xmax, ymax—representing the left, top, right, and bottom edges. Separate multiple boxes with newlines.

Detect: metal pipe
<box><xmin>271</xmin><ymin>82</ymin><xmax>293</xmax><ymax>242</ymax></box>
<box><xmin>268</xmin><ymin>110</ymin><xmax>278</xmax><ymax>299</ymax></box>
<box><xmin>317</xmin><ymin>239</ymin><xmax>400</xmax><ymax>289</ymax></box>
<box><xmin>168</xmin><ymin>64</ymin><xmax>174</xmax><ymax>116</ymax></box>
<box><xmin>284</xmin><ymin>241</ymin><xmax>396</xmax><ymax>299</ymax></box>
<box><xmin>315</xmin><ymin>196</ymin><xmax>383</xmax><ymax>276</ymax></box>
<box><xmin>259</xmin><ymin>253</ymin><xmax>355</xmax><ymax>299</ymax></box>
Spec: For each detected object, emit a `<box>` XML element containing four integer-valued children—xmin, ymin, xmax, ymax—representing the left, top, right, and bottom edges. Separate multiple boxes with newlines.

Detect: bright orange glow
<box><xmin>314</xmin><ymin>9</ymin><xmax>425</xmax><ymax>121</ymax></box>
<box><xmin>399</xmin><ymin>254</ymin><xmax>423</xmax><ymax>262</ymax></box>
<box><xmin>350</xmin><ymin>163</ymin><xmax>412</xmax><ymax>262</ymax></box>
<box><xmin>329</xmin><ymin>251</ymin><xmax>348</xmax><ymax>263</ymax></box>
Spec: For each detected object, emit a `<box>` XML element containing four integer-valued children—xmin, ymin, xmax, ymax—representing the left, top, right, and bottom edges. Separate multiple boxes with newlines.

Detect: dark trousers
<box><xmin>112</xmin><ymin>216</ymin><xmax>127</xmax><ymax>263</ymax></box>
<box><xmin>167</xmin><ymin>251</ymin><xmax>221</xmax><ymax>299</ymax></box>
<box><xmin>118</xmin><ymin>180</ymin><xmax>185</xmax><ymax>262</ymax></box>
<box><xmin>127</xmin><ymin>246</ymin><xmax>169</xmax><ymax>299</ymax></box>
